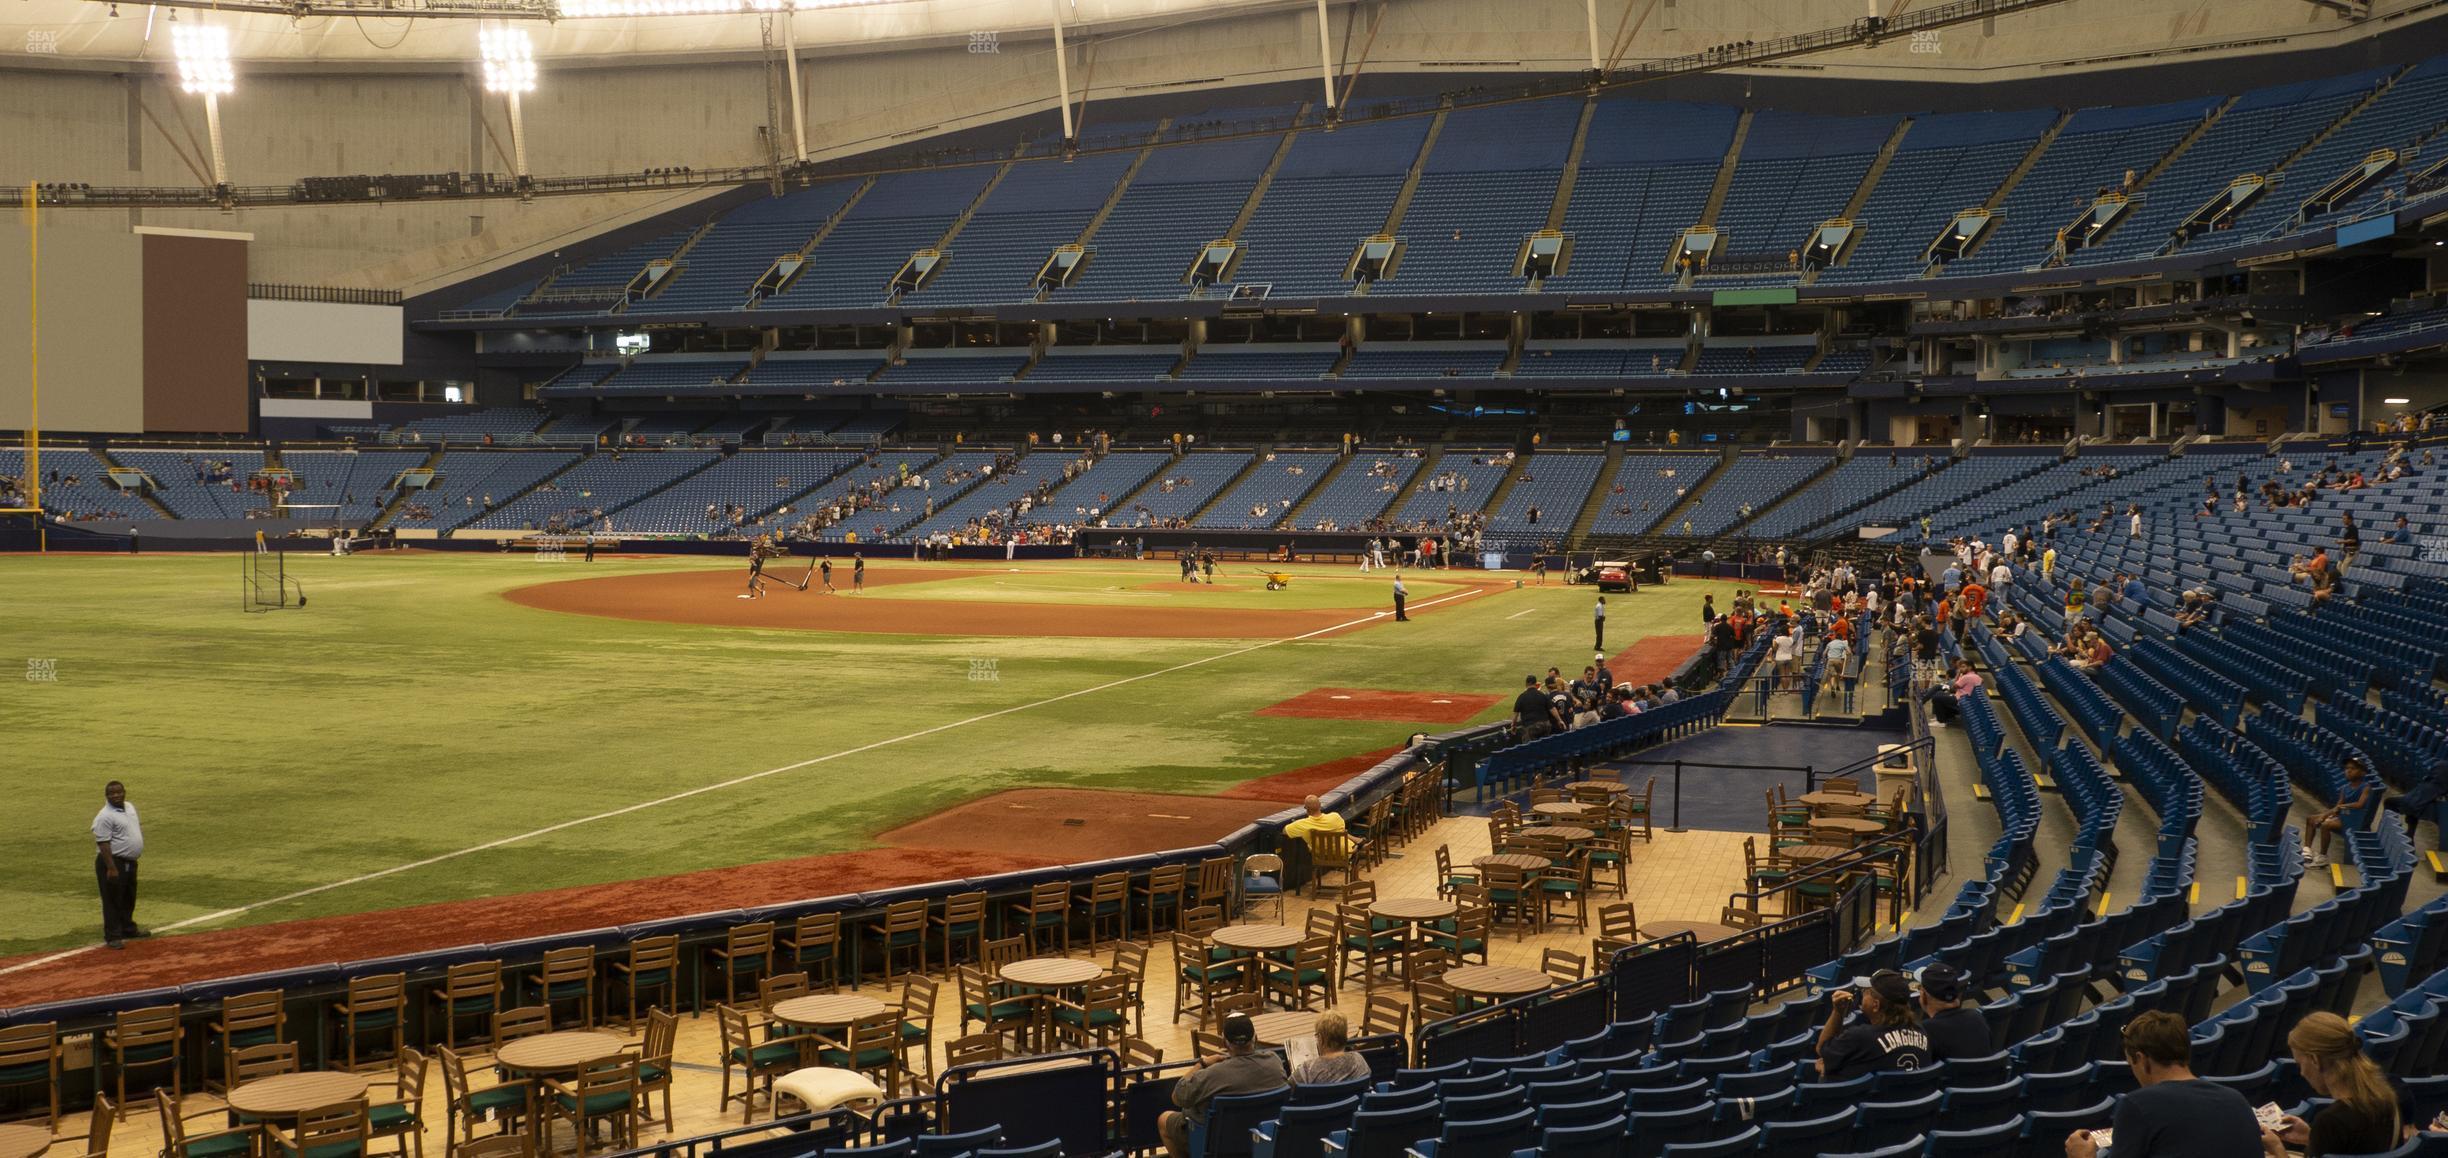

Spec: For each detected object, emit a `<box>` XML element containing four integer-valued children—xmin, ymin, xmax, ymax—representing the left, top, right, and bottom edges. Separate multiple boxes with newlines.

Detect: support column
<box><xmin>1314</xmin><ymin>0</ymin><xmax>1337</xmax><ymax>120</ymax></box>
<box><xmin>1050</xmin><ymin>0</ymin><xmax>1075</xmax><ymax>144</ymax></box>
<box><xmin>202</xmin><ymin>93</ymin><xmax>229</xmax><ymax>190</ymax></box>
<box><xmin>1584</xmin><ymin>0</ymin><xmax>1603</xmax><ymax>76</ymax></box>
<box><xmin>781</xmin><ymin>8</ymin><xmax>809</xmax><ymax>164</ymax></box>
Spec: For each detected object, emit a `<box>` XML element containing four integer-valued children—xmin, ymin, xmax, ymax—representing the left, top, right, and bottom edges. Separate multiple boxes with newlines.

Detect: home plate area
<box><xmin>1254</xmin><ymin>687</ymin><xmax>1502</xmax><ymax>724</ymax></box>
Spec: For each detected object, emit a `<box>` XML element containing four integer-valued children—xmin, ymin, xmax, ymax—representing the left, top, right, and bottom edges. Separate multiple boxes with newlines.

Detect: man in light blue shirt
<box><xmin>92</xmin><ymin>780</ymin><xmax>146</xmax><ymax>949</ymax></box>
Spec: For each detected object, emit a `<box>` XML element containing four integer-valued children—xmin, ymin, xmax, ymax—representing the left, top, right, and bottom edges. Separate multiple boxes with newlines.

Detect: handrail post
<box><xmin>1668</xmin><ymin>761</ymin><xmax>1686</xmax><ymax>833</ymax></box>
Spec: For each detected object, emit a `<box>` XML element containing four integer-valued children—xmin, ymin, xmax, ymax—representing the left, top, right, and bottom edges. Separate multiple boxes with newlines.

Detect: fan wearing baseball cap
<box><xmin>1159</xmin><ymin>1013</ymin><xmax>1287</xmax><ymax>1158</ymax></box>
<box><xmin>1914</xmin><ymin>963</ymin><xmax>1989</xmax><ymax>1060</ymax></box>
<box><xmin>1815</xmin><ymin>970</ymin><xmax>1933</xmax><ymax>1081</ymax></box>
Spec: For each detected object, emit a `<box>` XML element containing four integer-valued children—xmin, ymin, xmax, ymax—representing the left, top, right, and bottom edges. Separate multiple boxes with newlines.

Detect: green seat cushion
<box><xmin>449</xmin><ymin>995</ymin><xmax>498</xmax><ymax>1013</ymax></box>
<box><xmin>467</xmin><ymin>1085</ymin><xmax>528</xmax><ymax>1114</ymax></box>
<box><xmin>370</xmin><ymin>1104</ymin><xmax>418</xmax><ymax>1130</ymax></box>
<box><xmin>965</xmin><ymin>1001</ymin><xmax>1033</xmax><ymax>1021</ymax></box>
<box><xmin>1053</xmin><ymin>1008</ymin><xmax>1126</xmax><ymax>1027</ymax></box>
<box><xmin>1268</xmin><ymin>968</ymin><xmax>1329</xmax><ymax>986</ymax></box>
<box><xmin>544</xmin><ymin>981</ymin><xmax>589</xmax><ymax>999</ymax></box>
<box><xmin>1487</xmin><ymin>890</ymin><xmax>1521</xmax><ymax>904</ymax></box>
<box><xmin>0</xmin><ymin>1062</ymin><xmax>51</xmax><ymax>1084</ymax></box>
<box><xmin>346</xmin><ymin>1011</ymin><xmax>397</xmax><ymax>1030</ymax></box>
<box><xmin>940</xmin><ymin>922</ymin><xmax>981</xmax><ymax>937</ymax></box>
<box><xmin>899</xmin><ymin>1024</ymin><xmax>929</xmax><ymax>1043</ymax></box>
<box><xmin>1432</xmin><ymin>920</ymin><xmax>1457</xmax><ymax>934</ymax></box>
<box><xmin>120</xmin><ymin>1043</ymin><xmax>176</xmax><ymax>1063</ymax></box>
<box><xmin>1183</xmin><ymin>963</ymin><xmax>1240</xmax><ymax>982</ymax></box>
<box><xmin>816</xmin><ymin>1048</ymin><xmax>894</xmax><ymax>1069</ymax></box>
<box><xmin>1589</xmin><ymin>851</ymin><xmax>1622</xmax><ymax>864</ymax></box>
<box><xmin>1027</xmin><ymin>913</ymin><xmax>1063</xmax><ymax>927</ymax></box>
<box><xmin>554</xmin><ymin>1091</ymin><xmax>635</xmax><ymax>1116</ymax></box>
<box><xmin>729</xmin><ymin>1042</ymin><xmax>799</xmax><ymax>1068</ymax></box>
<box><xmin>187</xmin><ymin>1134</ymin><xmax>253</xmax><ymax>1158</ymax></box>
<box><xmin>1541</xmin><ymin>880</ymin><xmax>1580</xmax><ymax>894</ymax></box>
<box><xmin>637</xmin><ymin>1064</ymin><xmax>668</xmax><ymax>1085</ymax></box>
<box><xmin>627</xmin><ymin>968</ymin><xmax>671</xmax><ymax>987</ymax></box>
<box><xmin>722</xmin><ymin>953</ymin><xmax>766</xmax><ymax>972</ymax></box>
<box><xmin>879</xmin><ymin>930</ymin><xmax>921</xmax><ymax>947</ymax></box>
<box><xmin>230</xmin><ymin>1028</ymin><xmax>281</xmax><ymax>1049</ymax></box>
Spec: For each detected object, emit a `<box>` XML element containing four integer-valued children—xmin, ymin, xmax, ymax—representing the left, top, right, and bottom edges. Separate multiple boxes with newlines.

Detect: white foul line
<box><xmin>0</xmin><ymin>585</ymin><xmax>1490</xmax><ymax>976</ymax></box>
<box><xmin>1505</xmin><ymin>607</ymin><xmax>1540</xmax><ymax>620</ymax></box>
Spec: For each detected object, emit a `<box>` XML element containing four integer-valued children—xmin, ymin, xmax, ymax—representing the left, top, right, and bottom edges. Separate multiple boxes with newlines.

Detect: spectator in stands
<box><xmin>2174</xmin><ymin>591</ymin><xmax>2214</xmax><ymax>633</ymax></box>
<box><xmin>1816</xmin><ymin>970</ymin><xmax>1931</xmax><ymax>1081</ymax></box>
<box><xmin>1291</xmin><ymin>1011</ymin><xmax>1371</xmax><ymax>1086</ymax></box>
<box><xmin>1515</xmin><ymin>675</ymin><xmax>1563</xmax><ymax>739</ymax></box>
<box><xmin>2064</xmin><ymin>576</ymin><xmax>2088</xmax><ymax>622</ymax></box>
<box><xmin>1283</xmin><ymin>795</ymin><xmax>1346</xmax><ymax>850</ymax></box>
<box><xmin>2305</xmin><ymin>758</ymin><xmax>2379</xmax><ymax>867</ymax></box>
<box><xmin>1914</xmin><ymin>963</ymin><xmax>1986</xmax><ymax>1060</ymax></box>
<box><xmin>2259</xmin><ymin>1012</ymin><xmax>2403</xmax><ymax>1157</ymax></box>
<box><xmin>2121</xmin><ymin>572</ymin><xmax>2146</xmax><ymax>609</ymax></box>
<box><xmin>1161</xmin><ymin>1014</ymin><xmax>1287</xmax><ymax>1158</ymax></box>
<box><xmin>1771</xmin><ymin>624</ymin><xmax>1800</xmax><ymax>692</ymax></box>
<box><xmin>2064</xmin><ymin>1010</ymin><xmax>2260</xmax><ymax>1158</ymax></box>
<box><xmin>2071</xmin><ymin>631</ymin><xmax>2112</xmax><ymax>673</ymax></box>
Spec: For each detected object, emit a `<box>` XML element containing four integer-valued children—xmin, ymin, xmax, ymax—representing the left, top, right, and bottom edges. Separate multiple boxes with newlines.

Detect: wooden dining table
<box><xmin>1246</xmin><ymin>1010</ymin><xmax>1323</xmax><ymax>1048</ymax></box>
<box><xmin>1471</xmin><ymin>853</ymin><xmax>1551</xmax><ymax>872</ymax></box>
<box><xmin>224</xmin><ymin>1070</ymin><xmax>372</xmax><ymax>1121</ymax></box>
<box><xmin>493</xmin><ymin>1030</ymin><xmax>632</xmax><ymax>1075</ymax></box>
<box><xmin>1516</xmin><ymin>825</ymin><xmax>1594</xmax><ymax>843</ymax></box>
<box><xmin>997</xmin><ymin>958</ymin><xmax>1106</xmax><ymax>1052</ymax></box>
<box><xmin>770</xmin><ymin>994</ymin><xmax>890</xmax><ymax>1035</ymax></box>
<box><xmin>1441</xmin><ymin>965</ymin><xmax>1553</xmax><ymax>1000</ymax></box>
<box><xmin>0</xmin><ymin>1124</ymin><xmax>52</xmax><ymax>1158</ymax></box>
<box><xmin>1797</xmin><ymin>790</ymin><xmax>1876</xmax><ymax>811</ymax></box>
<box><xmin>1530</xmin><ymin>801</ymin><xmax>1597</xmax><ymax>818</ymax></box>
<box><xmin>1810</xmin><ymin>816</ymin><xmax>1887</xmax><ymax>837</ymax></box>
<box><xmin>1209</xmin><ymin>924</ymin><xmax>1304</xmax><ymax>955</ymax></box>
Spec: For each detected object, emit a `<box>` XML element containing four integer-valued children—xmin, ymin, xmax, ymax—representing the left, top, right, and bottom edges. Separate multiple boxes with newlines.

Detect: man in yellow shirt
<box><xmin>1282</xmin><ymin>796</ymin><xmax>1347</xmax><ymax>845</ymax></box>
<box><xmin>2041</xmin><ymin>546</ymin><xmax>2056</xmax><ymax>581</ymax></box>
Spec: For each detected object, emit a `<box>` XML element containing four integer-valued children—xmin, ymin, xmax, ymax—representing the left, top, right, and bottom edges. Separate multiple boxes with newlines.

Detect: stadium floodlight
<box><xmin>172</xmin><ymin>22</ymin><xmax>234</xmax><ymax>195</ymax></box>
<box><xmin>480</xmin><ymin>25</ymin><xmax>537</xmax><ymax>190</ymax></box>
<box><xmin>171</xmin><ymin>22</ymin><xmax>234</xmax><ymax>95</ymax></box>
<box><xmin>479</xmin><ymin>26</ymin><xmax>537</xmax><ymax>94</ymax></box>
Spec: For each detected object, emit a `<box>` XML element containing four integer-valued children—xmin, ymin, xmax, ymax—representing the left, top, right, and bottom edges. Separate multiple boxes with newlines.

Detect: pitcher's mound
<box><xmin>1257</xmin><ymin>687</ymin><xmax>1502</xmax><ymax>723</ymax></box>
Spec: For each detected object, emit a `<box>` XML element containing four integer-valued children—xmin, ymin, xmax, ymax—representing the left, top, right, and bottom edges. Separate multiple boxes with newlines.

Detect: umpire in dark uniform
<box><xmin>93</xmin><ymin>780</ymin><xmax>146</xmax><ymax>949</ymax></box>
<box><xmin>1392</xmin><ymin>573</ymin><xmax>1410</xmax><ymax>621</ymax></box>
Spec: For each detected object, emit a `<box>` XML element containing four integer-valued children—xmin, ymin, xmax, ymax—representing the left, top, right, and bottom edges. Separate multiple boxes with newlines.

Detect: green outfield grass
<box><xmin>2</xmin><ymin>551</ymin><xmax>1728</xmax><ymax>957</ymax></box>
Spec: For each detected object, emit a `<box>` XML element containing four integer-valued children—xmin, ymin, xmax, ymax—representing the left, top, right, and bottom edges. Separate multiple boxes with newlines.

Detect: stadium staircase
<box><xmin>1037</xmin><ymin>123</ymin><xmax>1169</xmax><ymax>303</ymax></box>
<box><xmin>87</xmin><ymin>447</ymin><xmax>178</xmax><ymax>520</ymax></box>
<box><xmin>2161</xmin><ymin>64</ymin><xmax>2410</xmax><ymax>259</ymax></box>
<box><xmin>1280</xmin><ymin>451</ymin><xmax>1356</xmax><ymax>529</ymax></box>
<box><xmin>1217</xmin><ymin>103</ymin><xmax>1309</xmax><ymax>245</ymax></box>
<box><xmin>1350</xmin><ymin>106</ymin><xmax>1449</xmax><ymax>299</ymax></box>
<box><xmin>1715</xmin><ymin>447</ymin><xmax>1847</xmax><ymax>541</ymax></box>
<box><xmin>1641</xmin><ymin>448</ymin><xmax>1739</xmax><ymax>541</ymax></box>
<box><xmin>1983</xmin><ymin>110</ymin><xmax>2075</xmax><ymax>212</ymax></box>
<box><xmin>632</xmin><ymin>212</ymin><xmax>725</xmax><ymax>308</ymax></box>
<box><xmin>1472</xmin><ymin>450</ymin><xmax>1531</xmax><ymax>519</ymax></box>
<box><xmin>369</xmin><ymin>445</ymin><xmax>450</xmax><ymax>528</ymax></box>
<box><xmin>1561</xmin><ymin>443</ymin><xmax>1622</xmax><ymax>547</ymax></box>
<box><xmin>1840</xmin><ymin>118</ymin><xmax>1916</xmax><ymax>222</ymax></box>
<box><xmin>885</xmin><ymin>158</ymin><xmax>1017</xmax><ymax>307</ymax></box>
<box><xmin>1541</xmin><ymin>97</ymin><xmax>1598</xmax><ymax>235</ymax></box>
<box><xmin>1186</xmin><ymin>450</ymin><xmax>1270</xmax><ymax>525</ymax></box>
<box><xmin>1696</xmin><ymin>109</ymin><xmax>1754</xmax><ymax>229</ymax></box>
<box><xmin>2049</xmin><ymin>94</ymin><xmax>2237</xmax><ymax>263</ymax></box>
<box><xmin>1376</xmin><ymin>446</ymin><xmax>1442</xmax><ymax>516</ymax></box>
<box><xmin>742</xmin><ymin>176</ymin><xmax>877</xmax><ymax>310</ymax></box>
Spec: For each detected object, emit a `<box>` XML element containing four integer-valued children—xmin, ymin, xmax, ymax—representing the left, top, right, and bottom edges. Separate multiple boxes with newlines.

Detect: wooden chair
<box><xmin>154</xmin><ymin>1089</ymin><xmax>255</xmax><ymax>1158</ymax></box>
<box><xmin>782</xmin><ymin>913</ymin><xmax>843</xmax><ymax>992</ymax></box>
<box><xmin>541</xmin><ymin>1058</ymin><xmax>638</xmax><ymax>1158</ymax></box>
<box><xmin>944</xmin><ymin>1033</ymin><xmax>1004</xmax><ymax>1070</ymax></box>
<box><xmin>1335</xmin><ymin>905</ymin><xmax>1402</xmax><ymax>993</ymax></box>
<box><xmin>1598</xmin><ymin>902</ymin><xmax>1639</xmax><ymax>946</ymax></box>
<box><xmin>64</xmin><ymin>1091</ymin><xmax>114</xmax><ymax>1158</ymax></box>
<box><xmin>862</xmin><ymin>900</ymin><xmax>928</xmax><ymax>986</ymax></box>
<box><xmin>527</xmin><ymin>946</ymin><xmax>596</xmax><ymax>1029</ymax></box>
<box><xmin>814</xmin><ymin>1013</ymin><xmax>904</xmax><ymax>1100</ymax></box>
<box><xmin>1721</xmin><ymin>898</ymin><xmax>1774</xmax><ymax>930</ymax></box>
<box><xmin>1360</xmin><ymin>994</ymin><xmax>1407</xmax><ymax>1040</ymax></box>
<box><xmin>331</xmin><ymin>974</ymin><xmax>405</xmax><ymax>1072</ymax></box>
<box><xmin>103</xmin><ymin>1004</ymin><xmax>183</xmax><ymax>1119</ymax></box>
<box><xmin>1074</xmin><ymin>872</ymin><xmax>1132</xmax><ymax>950</ymax></box>
<box><xmin>1529</xmin><ymin>788</ymin><xmax>1566</xmax><ymax>806</ymax></box>
<box><xmin>757</xmin><ymin>971</ymin><xmax>812</xmax><ymax>1021</ymax></box>
<box><xmin>980</xmin><ymin>934</ymin><xmax>1028</xmax><ymax>978</ymax></box>
<box><xmin>489</xmin><ymin>1006</ymin><xmax>552</xmax><ymax>1046</ymax></box>
<box><xmin>1005</xmin><ymin>882</ymin><xmax>1073</xmax><ymax>957</ymax></box>
<box><xmin>1588</xmin><ymin>822</ymin><xmax>1632</xmax><ymax>898</ymax></box>
<box><xmin>435</xmin><ymin>1046</ymin><xmax>532</xmax><ymax>1158</ymax></box>
<box><xmin>207</xmin><ymin>991</ymin><xmax>286</xmax><ymax>1094</ymax></box>
<box><xmin>427</xmin><ymin>961</ymin><xmax>504</xmax><ymax>1049</ymax></box>
<box><xmin>226</xmin><ymin>1041</ymin><xmax>300</xmax><ymax>1091</ymax></box>
<box><xmin>897</xmin><ymin>976</ymin><xmax>939</xmax><ymax>1082</ymax></box>
<box><xmin>1402</xmin><ymin>949</ymin><xmax>1451</xmax><ymax>1008</ymax></box>
<box><xmin>1427</xmin><ymin>904</ymin><xmax>1490</xmax><ymax>968</ymax></box>
<box><xmin>1193</xmin><ymin>856</ymin><xmax>1237</xmax><ymax>914</ymax></box>
<box><xmin>1266</xmin><ymin>938</ymin><xmax>1337</xmax><ymax>1012</ymax></box>
<box><xmin>1541</xmin><ymin>949</ymin><xmax>1587</xmax><ymax>985</ymax></box>
<box><xmin>613</xmin><ymin>936</ymin><xmax>678</xmax><ymax>1027</ymax></box>
<box><xmin>1540</xmin><ymin>851</ymin><xmax>1593</xmax><ymax>934</ymax></box>
<box><xmin>1118</xmin><ymin>1038</ymin><xmax>1164</xmax><ymax>1068</ymax></box>
<box><xmin>1622</xmin><ymin>777</ymin><xmax>1656</xmax><ymax>843</ymax></box>
<box><xmin>704</xmin><ymin>922</ymin><xmax>776</xmax><ymax>1012</ymax></box>
<box><xmin>930</xmin><ymin>893</ymin><xmax>987</xmax><ymax>975</ymax></box>
<box><xmin>263</xmin><ymin>1099</ymin><xmax>369</xmax><ymax>1158</ymax></box>
<box><xmin>1049</xmin><ymin>973</ymin><xmax>1135</xmax><ymax>1051</ymax></box>
<box><xmin>368</xmin><ymin>1047</ymin><xmax>428</xmax><ymax>1158</ymax></box>
<box><xmin>1341</xmin><ymin>880</ymin><xmax>1379</xmax><ymax>909</ymax></box>
<box><xmin>1306</xmin><ymin>831</ymin><xmax>1358</xmax><ymax>899</ymax></box>
<box><xmin>713</xmin><ymin>1004</ymin><xmax>796</xmax><ymax>1124</ymax></box>
<box><xmin>1434</xmin><ymin>846</ymin><xmax>1477</xmax><ymax>897</ymax></box>
<box><xmin>634</xmin><ymin>1008</ymin><xmax>677</xmax><ymax>1132</ymax></box>
<box><xmin>1478</xmin><ymin>864</ymin><xmax>1541</xmax><ymax>940</ymax></box>
<box><xmin>0</xmin><ymin>1021</ymin><xmax>61</xmax><ymax>1130</ymax></box>
<box><xmin>1168</xmin><ymin>916</ymin><xmax>1240</xmax><ymax>1027</ymax></box>
<box><xmin>1108</xmin><ymin>941</ymin><xmax>1149</xmax><ymax>1037</ymax></box>
<box><xmin>954</xmin><ymin>967</ymin><xmax>1034</xmax><ymax>1049</ymax></box>
<box><xmin>1134</xmin><ymin>865</ymin><xmax>1188</xmax><ymax>938</ymax></box>
<box><xmin>1413</xmin><ymin>981</ymin><xmax>1460</xmax><ymax>1025</ymax></box>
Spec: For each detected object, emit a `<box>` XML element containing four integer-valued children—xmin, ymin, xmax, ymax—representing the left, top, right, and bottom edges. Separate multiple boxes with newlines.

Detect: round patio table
<box><xmin>1441</xmin><ymin>966</ymin><xmax>1553</xmax><ymax>1000</ymax></box>
<box><xmin>0</xmin><ymin>1124</ymin><xmax>53</xmax><ymax>1158</ymax></box>
<box><xmin>494</xmin><ymin>1031</ymin><xmax>631</xmax><ymax>1075</ymax></box>
<box><xmin>224</xmin><ymin>1071</ymin><xmax>372</xmax><ymax>1120</ymax></box>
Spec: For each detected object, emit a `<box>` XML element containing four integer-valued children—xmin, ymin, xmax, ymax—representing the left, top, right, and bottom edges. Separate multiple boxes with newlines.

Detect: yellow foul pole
<box><xmin>26</xmin><ymin>182</ymin><xmax>39</xmax><ymax>527</ymax></box>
